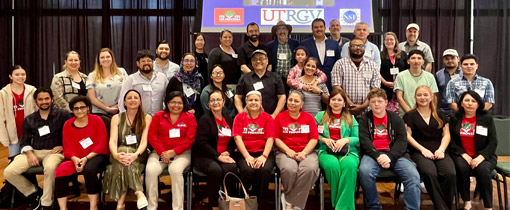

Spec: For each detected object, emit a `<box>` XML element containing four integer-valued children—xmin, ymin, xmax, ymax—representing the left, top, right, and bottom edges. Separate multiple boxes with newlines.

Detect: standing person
<box><xmin>51</xmin><ymin>50</ymin><xmax>88</xmax><ymax>112</ymax></box>
<box><xmin>118</xmin><ymin>50</ymin><xmax>168</xmax><ymax>116</ymax></box>
<box><xmin>287</xmin><ymin>46</ymin><xmax>327</xmax><ymax>92</ymax></box>
<box><xmin>166</xmin><ymin>53</ymin><xmax>204</xmax><ymax>119</ymax></box>
<box><xmin>275</xmin><ymin>91</ymin><xmax>319</xmax><ymax>210</ymax></box>
<box><xmin>394</xmin><ymin>49</ymin><xmax>438</xmax><ymax>117</ymax></box>
<box><xmin>380</xmin><ymin>32</ymin><xmax>409</xmax><ymax>114</ymax></box>
<box><xmin>446</xmin><ymin>54</ymin><xmax>495</xmax><ymax>112</ymax></box>
<box><xmin>267</xmin><ymin>21</ymin><xmax>300</xmax><ymax>90</ymax></box>
<box><xmin>55</xmin><ymin>96</ymin><xmax>110</xmax><ymax>210</ymax></box>
<box><xmin>154</xmin><ymin>40</ymin><xmax>180</xmax><ymax>80</ymax></box>
<box><xmin>341</xmin><ymin>22</ymin><xmax>381</xmax><ymax>66</ymax></box>
<box><xmin>145</xmin><ymin>91</ymin><xmax>197</xmax><ymax>210</ymax></box>
<box><xmin>449</xmin><ymin>91</ymin><xmax>498</xmax><ymax>210</ymax></box>
<box><xmin>403</xmin><ymin>86</ymin><xmax>456</xmax><ymax>210</ymax></box>
<box><xmin>293</xmin><ymin>57</ymin><xmax>329</xmax><ymax>116</ymax></box>
<box><xmin>399</xmin><ymin>23</ymin><xmax>434</xmax><ymax>72</ymax></box>
<box><xmin>328</xmin><ymin>19</ymin><xmax>350</xmax><ymax>50</ymax></box>
<box><xmin>208</xmin><ymin>29</ymin><xmax>240</xmax><ymax>85</ymax></box>
<box><xmin>193</xmin><ymin>90</ymin><xmax>238</xmax><ymax>210</ymax></box>
<box><xmin>200</xmin><ymin>65</ymin><xmax>237</xmax><ymax>119</ymax></box>
<box><xmin>358</xmin><ymin>88</ymin><xmax>421</xmax><ymax>210</ymax></box>
<box><xmin>194</xmin><ymin>33</ymin><xmax>209</xmax><ymax>87</ymax></box>
<box><xmin>0</xmin><ymin>65</ymin><xmax>38</xmax><ymax>157</ymax></box>
<box><xmin>86</xmin><ymin>48</ymin><xmax>128</xmax><ymax>116</ymax></box>
<box><xmin>436</xmin><ymin>49</ymin><xmax>462</xmax><ymax>114</ymax></box>
<box><xmin>315</xmin><ymin>89</ymin><xmax>359</xmax><ymax>210</ymax></box>
<box><xmin>331</xmin><ymin>38</ymin><xmax>381</xmax><ymax>116</ymax></box>
<box><xmin>301</xmin><ymin>18</ymin><xmax>342</xmax><ymax>90</ymax></box>
<box><xmin>103</xmin><ymin>90</ymin><xmax>152</xmax><ymax>209</ymax></box>
<box><xmin>4</xmin><ymin>88</ymin><xmax>71</xmax><ymax>210</ymax></box>
<box><xmin>233</xmin><ymin>90</ymin><xmax>276</xmax><ymax>203</ymax></box>
<box><xmin>235</xmin><ymin>49</ymin><xmax>286</xmax><ymax>119</ymax></box>
<box><xmin>238</xmin><ymin>22</ymin><xmax>270</xmax><ymax>73</ymax></box>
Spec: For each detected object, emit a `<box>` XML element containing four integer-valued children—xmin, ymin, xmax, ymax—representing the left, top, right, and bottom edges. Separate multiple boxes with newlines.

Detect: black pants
<box><xmin>55</xmin><ymin>155</ymin><xmax>109</xmax><ymax>198</ymax></box>
<box><xmin>193</xmin><ymin>156</ymin><xmax>238</xmax><ymax>207</ymax></box>
<box><xmin>452</xmin><ymin>154</ymin><xmax>495</xmax><ymax>208</ymax></box>
<box><xmin>235</xmin><ymin>151</ymin><xmax>275</xmax><ymax>203</ymax></box>
<box><xmin>411</xmin><ymin>152</ymin><xmax>456</xmax><ymax>210</ymax></box>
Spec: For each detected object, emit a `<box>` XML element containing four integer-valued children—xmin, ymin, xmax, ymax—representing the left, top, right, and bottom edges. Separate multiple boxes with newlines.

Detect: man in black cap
<box><xmin>235</xmin><ymin>49</ymin><xmax>286</xmax><ymax>119</ymax></box>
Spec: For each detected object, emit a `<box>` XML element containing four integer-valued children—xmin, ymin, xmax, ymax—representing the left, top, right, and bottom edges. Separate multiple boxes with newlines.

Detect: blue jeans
<box><xmin>359</xmin><ymin>155</ymin><xmax>421</xmax><ymax>210</ymax></box>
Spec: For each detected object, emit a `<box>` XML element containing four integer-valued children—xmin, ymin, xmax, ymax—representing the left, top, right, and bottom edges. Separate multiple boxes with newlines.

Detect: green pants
<box><xmin>318</xmin><ymin>153</ymin><xmax>359</xmax><ymax>210</ymax></box>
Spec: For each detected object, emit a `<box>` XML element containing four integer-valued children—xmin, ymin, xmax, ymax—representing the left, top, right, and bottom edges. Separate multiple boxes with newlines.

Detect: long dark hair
<box><xmin>164</xmin><ymin>91</ymin><xmax>189</xmax><ymax>113</ymax></box>
<box><xmin>123</xmin><ymin>89</ymin><xmax>147</xmax><ymax>134</ymax></box>
<box><xmin>208</xmin><ymin>64</ymin><xmax>231</xmax><ymax>107</ymax></box>
<box><xmin>455</xmin><ymin>90</ymin><xmax>486</xmax><ymax>118</ymax></box>
<box><xmin>321</xmin><ymin>89</ymin><xmax>353</xmax><ymax>127</ymax></box>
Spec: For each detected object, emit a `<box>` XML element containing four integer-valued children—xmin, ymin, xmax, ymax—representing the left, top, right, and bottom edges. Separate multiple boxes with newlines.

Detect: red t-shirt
<box><xmin>373</xmin><ymin>114</ymin><xmax>390</xmax><ymax>150</ymax></box>
<box><xmin>233</xmin><ymin>112</ymin><xmax>274</xmax><ymax>153</ymax></box>
<box><xmin>460</xmin><ymin>116</ymin><xmax>477</xmax><ymax>157</ymax></box>
<box><xmin>12</xmin><ymin>89</ymin><xmax>25</xmax><ymax>139</ymax></box>
<box><xmin>275</xmin><ymin>110</ymin><xmax>319</xmax><ymax>152</ymax></box>
<box><xmin>328</xmin><ymin>113</ymin><xmax>342</xmax><ymax>140</ymax></box>
<box><xmin>216</xmin><ymin>117</ymin><xmax>232</xmax><ymax>153</ymax></box>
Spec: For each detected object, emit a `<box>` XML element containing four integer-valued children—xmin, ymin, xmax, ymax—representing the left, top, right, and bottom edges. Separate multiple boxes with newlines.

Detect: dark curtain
<box><xmin>474</xmin><ymin>0</ymin><xmax>510</xmax><ymax>116</ymax></box>
<box><xmin>0</xmin><ymin>1</ymin><xmax>12</xmax><ymax>86</ymax></box>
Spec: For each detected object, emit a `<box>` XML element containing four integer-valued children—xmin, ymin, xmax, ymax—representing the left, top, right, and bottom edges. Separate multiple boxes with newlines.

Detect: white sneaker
<box><xmin>420</xmin><ymin>182</ymin><xmax>428</xmax><ymax>194</ymax></box>
<box><xmin>399</xmin><ymin>183</ymin><xmax>405</xmax><ymax>192</ymax></box>
<box><xmin>281</xmin><ymin>193</ymin><xmax>286</xmax><ymax>210</ymax></box>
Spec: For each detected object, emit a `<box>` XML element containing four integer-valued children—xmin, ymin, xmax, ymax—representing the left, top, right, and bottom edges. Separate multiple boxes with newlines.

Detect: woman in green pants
<box><xmin>315</xmin><ymin>89</ymin><xmax>359</xmax><ymax>210</ymax></box>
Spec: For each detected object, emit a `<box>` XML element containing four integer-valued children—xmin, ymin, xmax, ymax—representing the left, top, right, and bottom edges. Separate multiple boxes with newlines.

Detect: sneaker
<box><xmin>281</xmin><ymin>193</ymin><xmax>286</xmax><ymax>210</ymax></box>
<box><xmin>420</xmin><ymin>182</ymin><xmax>428</xmax><ymax>194</ymax></box>
<box><xmin>27</xmin><ymin>190</ymin><xmax>42</xmax><ymax>210</ymax></box>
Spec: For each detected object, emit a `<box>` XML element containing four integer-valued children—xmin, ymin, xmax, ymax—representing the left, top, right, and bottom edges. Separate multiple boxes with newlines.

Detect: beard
<box><xmin>38</xmin><ymin>103</ymin><xmax>51</xmax><ymax>110</ymax></box>
<box><xmin>249</xmin><ymin>35</ymin><xmax>259</xmax><ymax>42</ymax></box>
<box><xmin>349</xmin><ymin>51</ymin><xmax>364</xmax><ymax>59</ymax></box>
<box><xmin>157</xmin><ymin>52</ymin><xmax>168</xmax><ymax>60</ymax></box>
<box><xmin>140</xmin><ymin>64</ymin><xmax>153</xmax><ymax>74</ymax></box>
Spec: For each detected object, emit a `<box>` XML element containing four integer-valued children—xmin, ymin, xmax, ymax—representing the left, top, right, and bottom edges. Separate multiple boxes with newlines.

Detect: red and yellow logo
<box><xmin>214</xmin><ymin>8</ymin><xmax>244</xmax><ymax>25</ymax></box>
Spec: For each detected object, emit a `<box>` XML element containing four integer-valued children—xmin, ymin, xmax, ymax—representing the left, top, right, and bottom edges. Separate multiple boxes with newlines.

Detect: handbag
<box><xmin>326</xmin><ymin>143</ymin><xmax>350</xmax><ymax>156</ymax></box>
<box><xmin>218</xmin><ymin>172</ymin><xmax>258</xmax><ymax>210</ymax></box>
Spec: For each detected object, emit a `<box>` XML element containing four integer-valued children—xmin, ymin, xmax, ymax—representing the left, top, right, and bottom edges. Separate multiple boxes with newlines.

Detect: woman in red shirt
<box><xmin>449</xmin><ymin>90</ymin><xmax>498</xmax><ymax>210</ymax></box>
<box><xmin>274</xmin><ymin>90</ymin><xmax>319</xmax><ymax>210</ymax></box>
<box><xmin>145</xmin><ymin>91</ymin><xmax>197</xmax><ymax>210</ymax></box>
<box><xmin>233</xmin><ymin>90</ymin><xmax>275</xmax><ymax>203</ymax></box>
<box><xmin>55</xmin><ymin>96</ymin><xmax>110</xmax><ymax>210</ymax></box>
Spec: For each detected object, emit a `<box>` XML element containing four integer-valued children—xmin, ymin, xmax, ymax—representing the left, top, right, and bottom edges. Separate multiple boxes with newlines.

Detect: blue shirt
<box><xmin>446</xmin><ymin>74</ymin><xmax>495</xmax><ymax>105</ymax></box>
<box><xmin>436</xmin><ymin>68</ymin><xmax>462</xmax><ymax>111</ymax></box>
<box><xmin>341</xmin><ymin>40</ymin><xmax>381</xmax><ymax>67</ymax></box>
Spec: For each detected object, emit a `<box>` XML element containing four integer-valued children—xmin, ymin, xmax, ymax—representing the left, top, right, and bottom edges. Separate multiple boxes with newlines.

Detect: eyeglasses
<box><xmin>211</xmin><ymin>71</ymin><xmax>224</xmax><ymax>76</ymax></box>
<box><xmin>350</xmin><ymin>44</ymin><xmax>365</xmax><ymax>49</ymax></box>
<box><xmin>169</xmin><ymin>101</ymin><xmax>183</xmax><ymax>105</ymax></box>
<box><xmin>183</xmin><ymin>59</ymin><xmax>196</xmax><ymax>63</ymax></box>
<box><xmin>210</xmin><ymin>99</ymin><xmax>224</xmax><ymax>103</ymax></box>
<box><xmin>251</xmin><ymin>57</ymin><xmax>267</xmax><ymax>62</ymax></box>
<box><xmin>73</xmin><ymin>106</ymin><xmax>88</xmax><ymax>111</ymax></box>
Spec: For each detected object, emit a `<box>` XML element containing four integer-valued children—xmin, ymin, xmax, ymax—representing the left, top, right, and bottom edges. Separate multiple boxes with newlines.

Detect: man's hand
<box><xmin>377</xmin><ymin>154</ymin><xmax>391</xmax><ymax>168</ymax></box>
<box><xmin>51</xmin><ymin>146</ymin><xmax>63</xmax><ymax>154</ymax></box>
<box><xmin>26</xmin><ymin>151</ymin><xmax>40</xmax><ymax>167</ymax></box>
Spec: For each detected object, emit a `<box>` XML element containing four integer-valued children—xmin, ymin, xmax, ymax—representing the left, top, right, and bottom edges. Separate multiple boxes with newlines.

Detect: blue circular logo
<box><xmin>343</xmin><ymin>11</ymin><xmax>358</xmax><ymax>23</ymax></box>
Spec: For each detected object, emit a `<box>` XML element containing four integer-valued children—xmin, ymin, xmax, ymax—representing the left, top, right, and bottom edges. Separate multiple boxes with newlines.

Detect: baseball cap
<box><xmin>406</xmin><ymin>23</ymin><xmax>420</xmax><ymax>31</ymax></box>
<box><xmin>443</xmin><ymin>49</ymin><xmax>459</xmax><ymax>57</ymax></box>
<box><xmin>251</xmin><ymin>49</ymin><xmax>267</xmax><ymax>57</ymax></box>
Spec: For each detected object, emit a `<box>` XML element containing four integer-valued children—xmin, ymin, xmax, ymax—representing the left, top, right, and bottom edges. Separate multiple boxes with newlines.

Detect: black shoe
<box><xmin>27</xmin><ymin>190</ymin><xmax>42</xmax><ymax>210</ymax></box>
<box><xmin>40</xmin><ymin>206</ymin><xmax>52</xmax><ymax>210</ymax></box>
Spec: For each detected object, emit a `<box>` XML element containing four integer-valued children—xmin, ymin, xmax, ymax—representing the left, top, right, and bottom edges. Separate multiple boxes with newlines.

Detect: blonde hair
<box><xmin>92</xmin><ymin>48</ymin><xmax>122</xmax><ymax>83</ymax></box>
<box><xmin>413</xmin><ymin>85</ymin><xmax>444</xmax><ymax>128</ymax></box>
<box><xmin>62</xmin><ymin>50</ymin><xmax>80</xmax><ymax>71</ymax></box>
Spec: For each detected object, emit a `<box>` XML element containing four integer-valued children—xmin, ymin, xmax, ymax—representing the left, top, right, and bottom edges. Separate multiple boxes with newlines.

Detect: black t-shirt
<box><xmin>403</xmin><ymin>110</ymin><xmax>448</xmax><ymax>153</ymax></box>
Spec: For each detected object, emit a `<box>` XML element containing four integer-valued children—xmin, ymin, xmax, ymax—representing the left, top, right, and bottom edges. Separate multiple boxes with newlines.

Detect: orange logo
<box><xmin>214</xmin><ymin>8</ymin><xmax>244</xmax><ymax>25</ymax></box>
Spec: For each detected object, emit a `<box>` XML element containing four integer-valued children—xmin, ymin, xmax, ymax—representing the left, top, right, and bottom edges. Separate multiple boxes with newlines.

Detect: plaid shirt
<box><xmin>331</xmin><ymin>57</ymin><xmax>381</xmax><ymax>104</ymax></box>
<box><xmin>275</xmin><ymin>42</ymin><xmax>292</xmax><ymax>78</ymax></box>
<box><xmin>446</xmin><ymin>74</ymin><xmax>495</xmax><ymax>104</ymax></box>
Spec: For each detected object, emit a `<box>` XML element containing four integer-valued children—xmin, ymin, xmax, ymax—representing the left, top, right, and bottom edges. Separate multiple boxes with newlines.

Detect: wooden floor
<box><xmin>0</xmin><ymin>145</ymin><xmax>508</xmax><ymax>210</ymax></box>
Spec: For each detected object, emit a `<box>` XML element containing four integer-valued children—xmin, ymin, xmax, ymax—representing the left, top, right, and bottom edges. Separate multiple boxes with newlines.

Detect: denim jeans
<box><xmin>359</xmin><ymin>155</ymin><xmax>421</xmax><ymax>210</ymax></box>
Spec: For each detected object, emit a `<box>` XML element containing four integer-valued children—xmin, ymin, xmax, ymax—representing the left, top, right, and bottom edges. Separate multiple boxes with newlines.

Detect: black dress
<box><xmin>194</xmin><ymin>51</ymin><xmax>209</xmax><ymax>87</ymax></box>
<box><xmin>380</xmin><ymin>51</ymin><xmax>409</xmax><ymax>101</ymax></box>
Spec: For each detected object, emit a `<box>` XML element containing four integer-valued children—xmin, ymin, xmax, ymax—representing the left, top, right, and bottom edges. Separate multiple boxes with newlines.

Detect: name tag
<box><xmin>72</xmin><ymin>82</ymin><xmax>81</xmax><ymax>89</ymax></box>
<box><xmin>474</xmin><ymin>88</ymin><xmax>485</xmax><ymax>99</ymax></box>
<box><xmin>142</xmin><ymin>85</ymin><xmax>152</xmax><ymax>92</ymax></box>
<box><xmin>318</xmin><ymin>125</ymin><xmax>324</xmax><ymax>134</ymax></box>
<box><xmin>183</xmin><ymin>83</ymin><xmax>194</xmax><ymax>97</ymax></box>
<box><xmin>169</xmin><ymin>128</ymin><xmax>181</xmax><ymax>138</ymax></box>
<box><xmin>301</xmin><ymin>125</ymin><xmax>310</xmax><ymax>133</ymax></box>
<box><xmin>126</xmin><ymin>135</ymin><xmax>137</xmax><ymax>145</ymax></box>
<box><xmin>253</xmin><ymin>81</ymin><xmax>264</xmax><ymax>90</ymax></box>
<box><xmin>79</xmin><ymin>137</ymin><xmax>93</xmax><ymax>149</ymax></box>
<box><xmin>450</xmin><ymin>74</ymin><xmax>460</xmax><ymax>80</ymax></box>
<box><xmin>326</xmin><ymin>50</ymin><xmax>335</xmax><ymax>57</ymax></box>
<box><xmin>476</xmin><ymin>126</ymin><xmax>488</xmax><ymax>136</ymax></box>
<box><xmin>363</xmin><ymin>72</ymin><xmax>372</xmax><ymax>79</ymax></box>
<box><xmin>232</xmin><ymin>53</ymin><xmax>238</xmax><ymax>59</ymax></box>
<box><xmin>365</xmin><ymin>50</ymin><xmax>373</xmax><ymax>58</ymax></box>
<box><xmin>278</xmin><ymin>53</ymin><xmax>287</xmax><ymax>60</ymax></box>
<box><xmin>38</xmin><ymin>125</ymin><xmax>50</xmax><ymax>136</ymax></box>
<box><xmin>221</xmin><ymin>128</ymin><xmax>232</xmax><ymax>137</ymax></box>
<box><xmin>390</xmin><ymin>67</ymin><xmax>399</xmax><ymax>75</ymax></box>
<box><xmin>225</xmin><ymin>90</ymin><xmax>234</xmax><ymax>98</ymax></box>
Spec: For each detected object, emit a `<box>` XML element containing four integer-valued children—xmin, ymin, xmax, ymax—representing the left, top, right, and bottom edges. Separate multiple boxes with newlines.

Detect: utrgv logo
<box><xmin>261</xmin><ymin>8</ymin><xmax>324</xmax><ymax>25</ymax></box>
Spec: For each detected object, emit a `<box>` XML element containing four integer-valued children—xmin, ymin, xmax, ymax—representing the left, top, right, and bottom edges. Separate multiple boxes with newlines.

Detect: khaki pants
<box><xmin>145</xmin><ymin>150</ymin><xmax>190</xmax><ymax>210</ymax></box>
<box><xmin>4</xmin><ymin>150</ymin><xmax>64</xmax><ymax>207</ymax></box>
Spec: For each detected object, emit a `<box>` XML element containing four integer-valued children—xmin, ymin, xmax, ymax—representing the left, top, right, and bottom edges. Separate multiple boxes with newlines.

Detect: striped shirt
<box><xmin>331</xmin><ymin>57</ymin><xmax>381</xmax><ymax>104</ymax></box>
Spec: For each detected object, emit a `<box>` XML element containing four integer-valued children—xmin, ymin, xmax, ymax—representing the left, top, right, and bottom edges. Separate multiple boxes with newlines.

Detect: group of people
<box><xmin>0</xmin><ymin>16</ymin><xmax>499</xmax><ymax>210</ymax></box>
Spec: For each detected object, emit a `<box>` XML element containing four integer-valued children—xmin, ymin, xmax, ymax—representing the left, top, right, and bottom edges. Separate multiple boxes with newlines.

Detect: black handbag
<box><xmin>326</xmin><ymin>143</ymin><xmax>349</xmax><ymax>156</ymax></box>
